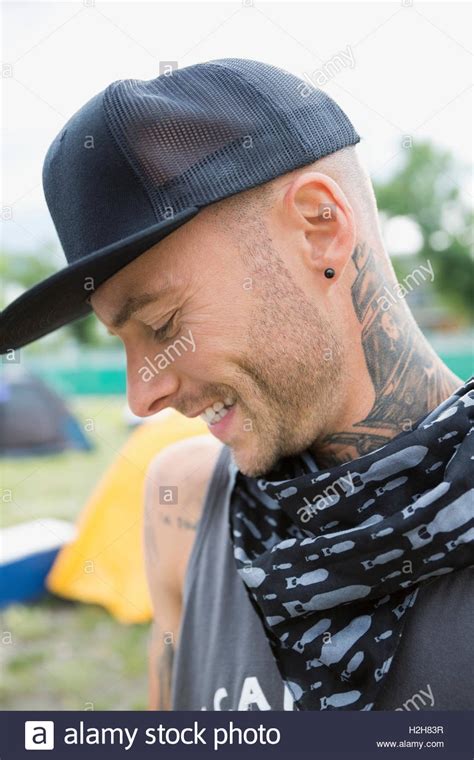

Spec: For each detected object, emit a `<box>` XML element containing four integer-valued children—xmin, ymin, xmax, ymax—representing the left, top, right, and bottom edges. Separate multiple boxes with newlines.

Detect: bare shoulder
<box><xmin>144</xmin><ymin>434</ymin><xmax>223</xmax><ymax>598</ymax></box>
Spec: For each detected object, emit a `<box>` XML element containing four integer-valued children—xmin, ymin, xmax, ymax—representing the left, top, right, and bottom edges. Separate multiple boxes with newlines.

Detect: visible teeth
<box><xmin>202</xmin><ymin>407</ymin><xmax>229</xmax><ymax>424</ymax></box>
<box><xmin>200</xmin><ymin>398</ymin><xmax>235</xmax><ymax>425</ymax></box>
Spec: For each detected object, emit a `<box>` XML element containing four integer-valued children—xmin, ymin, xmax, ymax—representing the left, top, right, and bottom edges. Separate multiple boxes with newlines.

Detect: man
<box><xmin>1</xmin><ymin>59</ymin><xmax>472</xmax><ymax>712</ymax></box>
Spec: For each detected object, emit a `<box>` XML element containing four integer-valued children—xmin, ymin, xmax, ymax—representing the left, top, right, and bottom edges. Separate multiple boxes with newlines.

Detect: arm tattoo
<box><xmin>144</xmin><ymin>510</ymin><xmax>177</xmax><ymax>710</ymax></box>
<box><xmin>157</xmin><ymin>513</ymin><xmax>198</xmax><ymax>530</ymax></box>
<box><xmin>320</xmin><ymin>243</ymin><xmax>458</xmax><ymax>466</ymax></box>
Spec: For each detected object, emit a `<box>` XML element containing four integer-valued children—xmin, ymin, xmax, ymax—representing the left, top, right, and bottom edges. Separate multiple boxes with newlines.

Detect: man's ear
<box><xmin>283</xmin><ymin>171</ymin><xmax>356</xmax><ymax>280</ymax></box>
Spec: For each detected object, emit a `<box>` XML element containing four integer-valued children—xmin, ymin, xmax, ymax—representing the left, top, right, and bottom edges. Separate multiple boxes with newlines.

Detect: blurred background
<box><xmin>1</xmin><ymin>0</ymin><xmax>472</xmax><ymax>710</ymax></box>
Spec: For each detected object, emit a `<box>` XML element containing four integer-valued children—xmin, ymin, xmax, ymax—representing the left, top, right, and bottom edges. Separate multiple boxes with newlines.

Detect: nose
<box><xmin>125</xmin><ymin>344</ymin><xmax>180</xmax><ymax>417</ymax></box>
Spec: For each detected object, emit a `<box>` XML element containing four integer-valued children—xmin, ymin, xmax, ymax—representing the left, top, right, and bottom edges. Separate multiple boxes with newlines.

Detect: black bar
<box><xmin>1</xmin><ymin>710</ymin><xmax>472</xmax><ymax>759</ymax></box>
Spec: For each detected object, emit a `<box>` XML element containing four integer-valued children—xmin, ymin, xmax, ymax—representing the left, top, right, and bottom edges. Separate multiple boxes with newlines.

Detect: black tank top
<box><xmin>171</xmin><ymin>445</ymin><xmax>474</xmax><ymax>711</ymax></box>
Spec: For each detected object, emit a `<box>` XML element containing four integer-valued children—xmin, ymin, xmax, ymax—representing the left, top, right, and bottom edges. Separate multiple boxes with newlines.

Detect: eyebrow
<box><xmin>111</xmin><ymin>289</ymin><xmax>173</xmax><ymax>330</ymax></box>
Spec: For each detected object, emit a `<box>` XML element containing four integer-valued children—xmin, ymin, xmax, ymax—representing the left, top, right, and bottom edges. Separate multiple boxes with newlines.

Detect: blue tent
<box><xmin>0</xmin><ymin>371</ymin><xmax>92</xmax><ymax>456</ymax></box>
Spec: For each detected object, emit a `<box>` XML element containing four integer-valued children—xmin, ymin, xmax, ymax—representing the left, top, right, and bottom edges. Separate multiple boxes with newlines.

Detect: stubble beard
<box><xmin>229</xmin><ymin>272</ymin><xmax>344</xmax><ymax>477</ymax></box>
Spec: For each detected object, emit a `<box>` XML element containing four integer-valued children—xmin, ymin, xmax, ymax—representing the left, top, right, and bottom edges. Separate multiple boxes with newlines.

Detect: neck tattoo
<box><xmin>317</xmin><ymin>242</ymin><xmax>459</xmax><ymax>467</ymax></box>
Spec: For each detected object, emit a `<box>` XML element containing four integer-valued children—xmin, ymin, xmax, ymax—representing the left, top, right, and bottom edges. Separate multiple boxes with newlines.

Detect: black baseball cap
<box><xmin>0</xmin><ymin>58</ymin><xmax>360</xmax><ymax>352</ymax></box>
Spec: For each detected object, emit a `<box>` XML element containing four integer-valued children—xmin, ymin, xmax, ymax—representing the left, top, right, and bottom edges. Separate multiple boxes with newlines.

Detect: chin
<box><xmin>229</xmin><ymin>439</ymin><xmax>280</xmax><ymax>478</ymax></box>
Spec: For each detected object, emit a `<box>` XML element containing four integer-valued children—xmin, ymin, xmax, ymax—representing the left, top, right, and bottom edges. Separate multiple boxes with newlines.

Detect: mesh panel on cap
<box><xmin>210</xmin><ymin>58</ymin><xmax>359</xmax><ymax>156</ymax></box>
<box><xmin>103</xmin><ymin>58</ymin><xmax>360</xmax><ymax>222</ymax></box>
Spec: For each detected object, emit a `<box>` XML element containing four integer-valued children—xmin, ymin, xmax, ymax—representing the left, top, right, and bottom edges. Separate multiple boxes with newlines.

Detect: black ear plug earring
<box><xmin>324</xmin><ymin>268</ymin><xmax>335</xmax><ymax>279</ymax></box>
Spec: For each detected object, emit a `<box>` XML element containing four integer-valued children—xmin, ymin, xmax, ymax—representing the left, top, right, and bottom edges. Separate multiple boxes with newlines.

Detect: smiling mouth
<box><xmin>199</xmin><ymin>397</ymin><xmax>235</xmax><ymax>425</ymax></box>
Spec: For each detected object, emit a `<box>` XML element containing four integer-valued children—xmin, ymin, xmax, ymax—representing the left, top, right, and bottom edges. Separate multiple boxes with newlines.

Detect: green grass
<box><xmin>1</xmin><ymin>397</ymin><xmax>150</xmax><ymax>710</ymax></box>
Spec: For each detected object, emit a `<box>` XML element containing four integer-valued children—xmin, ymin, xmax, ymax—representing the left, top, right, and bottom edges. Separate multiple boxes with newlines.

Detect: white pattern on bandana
<box><xmin>229</xmin><ymin>378</ymin><xmax>474</xmax><ymax>711</ymax></box>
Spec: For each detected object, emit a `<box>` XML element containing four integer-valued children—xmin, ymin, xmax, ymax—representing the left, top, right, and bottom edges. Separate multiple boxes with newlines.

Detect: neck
<box><xmin>313</xmin><ymin>242</ymin><xmax>461</xmax><ymax>468</ymax></box>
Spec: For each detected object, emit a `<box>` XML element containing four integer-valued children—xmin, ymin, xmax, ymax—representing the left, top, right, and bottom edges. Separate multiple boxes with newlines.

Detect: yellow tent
<box><xmin>47</xmin><ymin>411</ymin><xmax>208</xmax><ymax>623</ymax></box>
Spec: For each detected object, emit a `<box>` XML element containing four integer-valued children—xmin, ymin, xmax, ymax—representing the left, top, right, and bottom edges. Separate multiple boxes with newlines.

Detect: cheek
<box><xmin>177</xmin><ymin>341</ymin><xmax>227</xmax><ymax>377</ymax></box>
<box><xmin>176</xmin><ymin>332</ymin><xmax>250</xmax><ymax>397</ymax></box>
<box><xmin>179</xmin><ymin>314</ymin><xmax>240</xmax><ymax>361</ymax></box>
<box><xmin>174</xmin><ymin>298</ymin><xmax>253</xmax><ymax>381</ymax></box>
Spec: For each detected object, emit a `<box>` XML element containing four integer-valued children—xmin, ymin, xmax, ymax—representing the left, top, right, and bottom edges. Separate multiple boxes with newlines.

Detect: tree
<box><xmin>373</xmin><ymin>141</ymin><xmax>473</xmax><ymax>321</ymax></box>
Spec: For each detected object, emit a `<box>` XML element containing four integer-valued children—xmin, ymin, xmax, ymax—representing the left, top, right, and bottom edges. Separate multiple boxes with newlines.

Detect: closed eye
<box><xmin>151</xmin><ymin>312</ymin><xmax>178</xmax><ymax>342</ymax></box>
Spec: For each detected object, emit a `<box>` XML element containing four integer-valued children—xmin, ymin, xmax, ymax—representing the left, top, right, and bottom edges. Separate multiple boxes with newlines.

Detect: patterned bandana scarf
<box><xmin>228</xmin><ymin>378</ymin><xmax>474</xmax><ymax>711</ymax></box>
